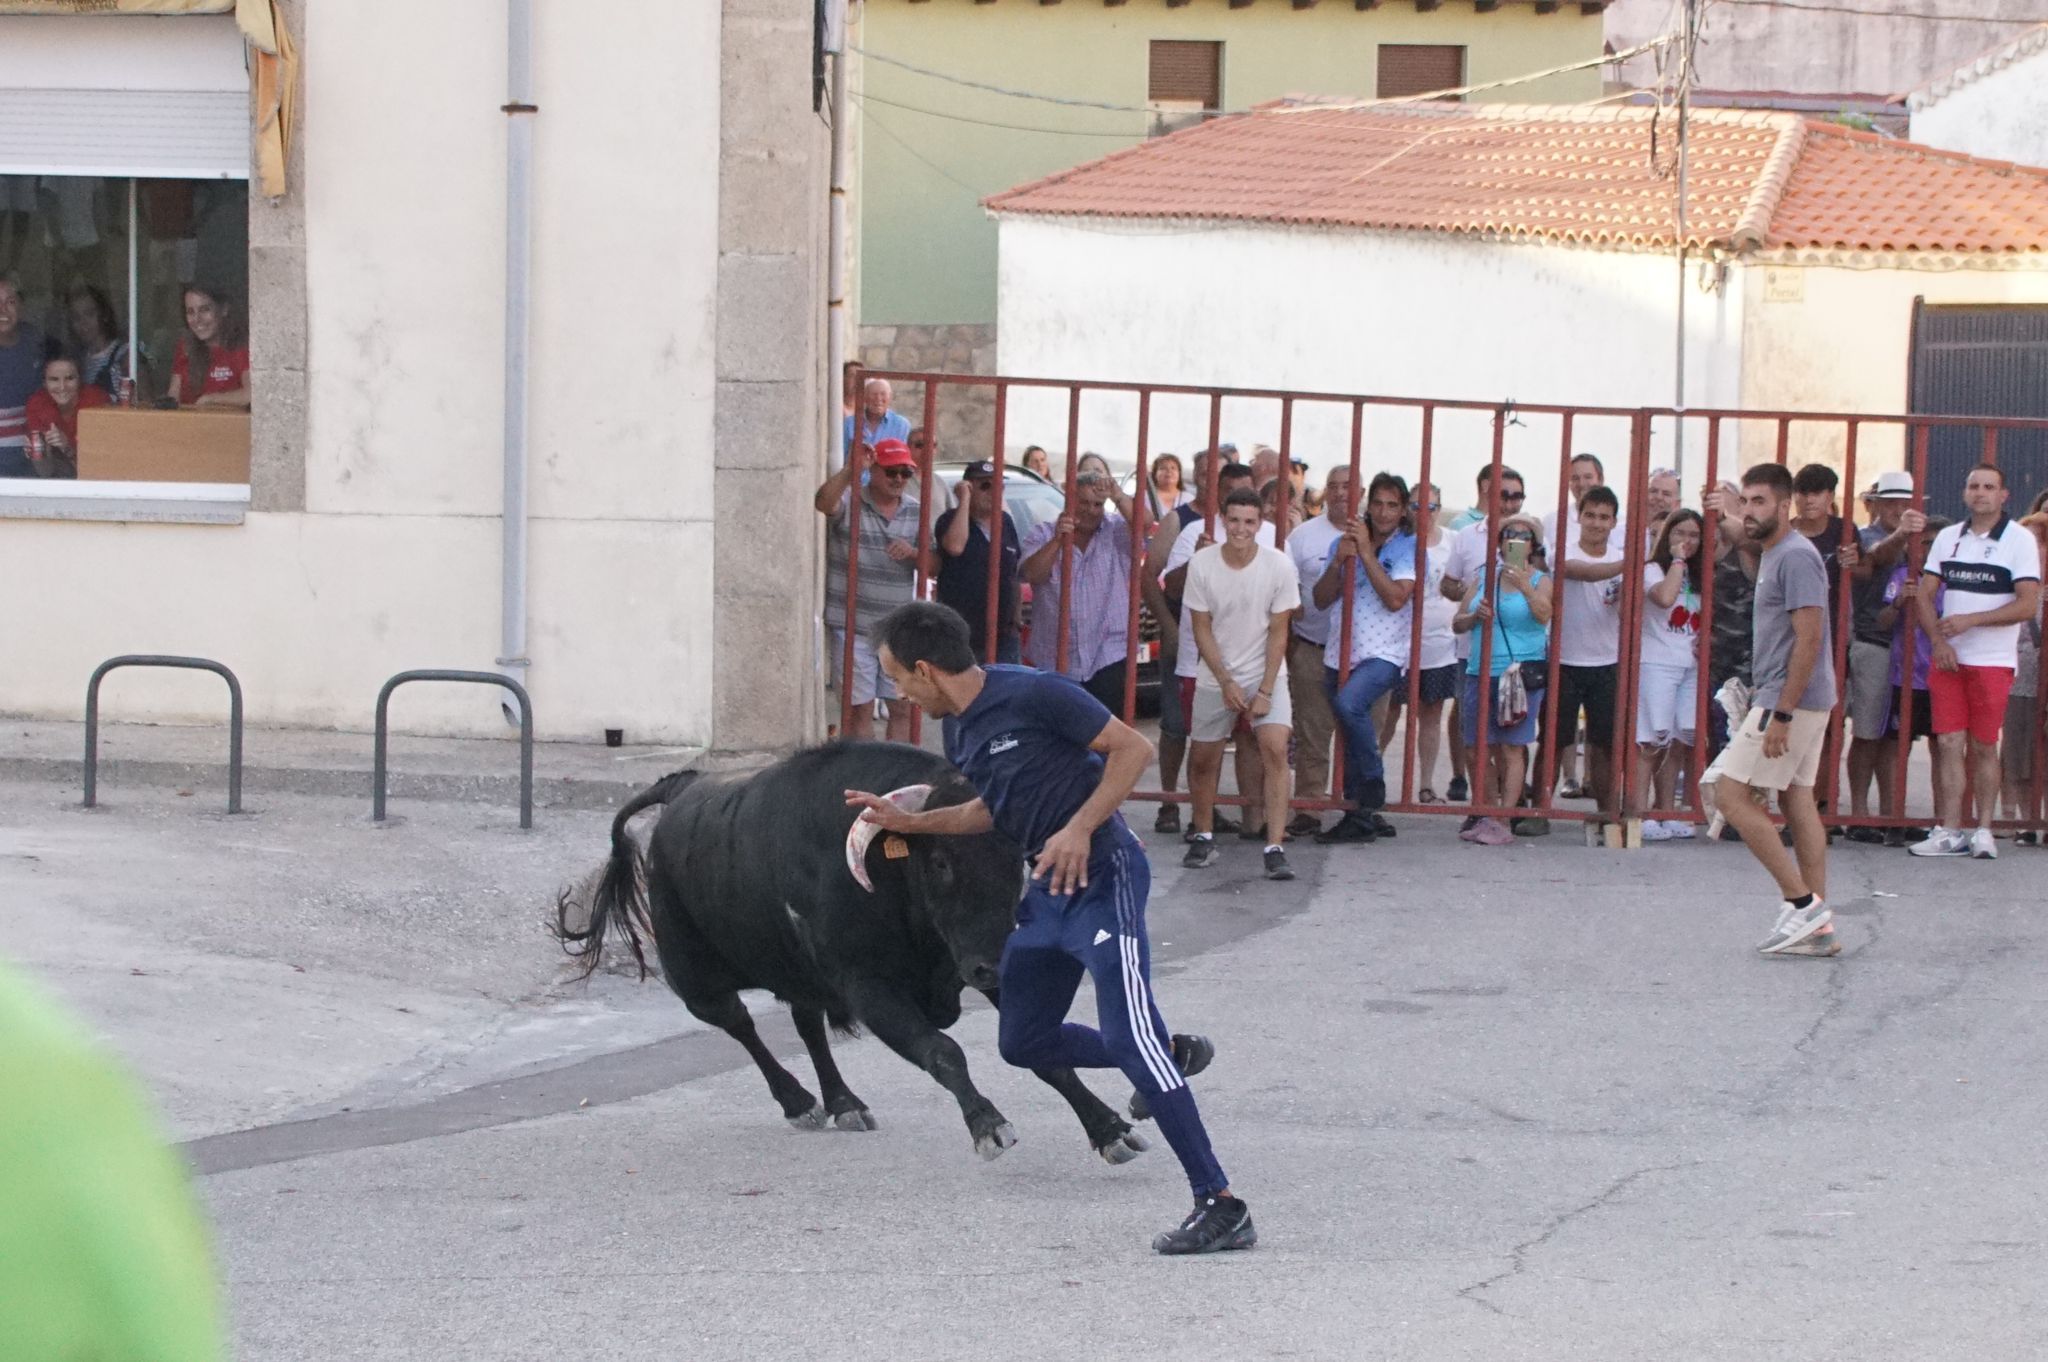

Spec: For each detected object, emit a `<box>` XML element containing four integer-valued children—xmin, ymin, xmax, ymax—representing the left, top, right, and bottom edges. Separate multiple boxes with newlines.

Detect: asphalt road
<box><xmin>7</xmin><ymin>776</ymin><xmax>2047</xmax><ymax>1360</ymax></box>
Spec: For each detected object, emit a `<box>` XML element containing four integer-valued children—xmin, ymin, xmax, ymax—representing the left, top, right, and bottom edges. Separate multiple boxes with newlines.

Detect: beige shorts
<box><xmin>1190</xmin><ymin>680</ymin><xmax>1293</xmax><ymax>743</ymax></box>
<box><xmin>1709</xmin><ymin>705</ymin><xmax>1829</xmax><ymax>793</ymax></box>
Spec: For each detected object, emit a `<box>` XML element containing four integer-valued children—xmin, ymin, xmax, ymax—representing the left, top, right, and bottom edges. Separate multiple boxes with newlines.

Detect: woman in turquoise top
<box><xmin>1452</xmin><ymin>514</ymin><xmax>1554</xmax><ymax>844</ymax></box>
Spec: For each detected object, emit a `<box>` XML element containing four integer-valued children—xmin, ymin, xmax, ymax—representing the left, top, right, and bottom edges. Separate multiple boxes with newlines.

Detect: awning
<box><xmin>0</xmin><ymin>0</ymin><xmax>296</xmax><ymax>198</ymax></box>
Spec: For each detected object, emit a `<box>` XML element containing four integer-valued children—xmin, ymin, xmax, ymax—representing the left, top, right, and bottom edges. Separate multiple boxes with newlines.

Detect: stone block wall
<box><xmin>858</xmin><ymin>322</ymin><xmax>999</xmax><ymax>465</ymax></box>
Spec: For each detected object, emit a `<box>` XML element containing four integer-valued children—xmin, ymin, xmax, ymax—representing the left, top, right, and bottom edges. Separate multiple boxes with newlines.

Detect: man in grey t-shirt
<box><xmin>1703</xmin><ymin>464</ymin><xmax>1839</xmax><ymax>958</ymax></box>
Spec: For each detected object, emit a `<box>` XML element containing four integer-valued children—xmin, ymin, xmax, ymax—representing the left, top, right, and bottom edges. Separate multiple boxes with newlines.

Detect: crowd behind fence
<box><xmin>835</xmin><ymin>368</ymin><xmax>2048</xmax><ymax>841</ymax></box>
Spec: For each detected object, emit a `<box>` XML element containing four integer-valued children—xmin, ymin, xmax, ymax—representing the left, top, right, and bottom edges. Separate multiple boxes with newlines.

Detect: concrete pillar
<box><xmin>247</xmin><ymin>0</ymin><xmax>308</xmax><ymax>513</ymax></box>
<box><xmin>711</xmin><ymin>0</ymin><xmax>829</xmax><ymax>757</ymax></box>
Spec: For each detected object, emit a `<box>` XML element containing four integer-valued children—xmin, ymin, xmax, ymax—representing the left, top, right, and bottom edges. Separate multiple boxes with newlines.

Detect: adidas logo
<box><xmin>1092</xmin><ymin>929</ymin><xmax>1113</xmax><ymax>946</ymax></box>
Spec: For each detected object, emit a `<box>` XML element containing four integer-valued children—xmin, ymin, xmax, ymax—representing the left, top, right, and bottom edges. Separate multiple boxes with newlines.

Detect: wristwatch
<box><xmin>1770</xmin><ymin>710</ymin><xmax>1794</xmax><ymax>726</ymax></box>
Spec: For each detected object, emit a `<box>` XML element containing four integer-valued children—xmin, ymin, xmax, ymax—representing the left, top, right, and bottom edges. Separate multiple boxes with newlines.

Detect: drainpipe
<box><xmin>825</xmin><ymin>1</ymin><xmax>852</xmax><ymax>472</ymax></box>
<box><xmin>499</xmin><ymin>0</ymin><xmax>535</xmax><ymax>719</ymax></box>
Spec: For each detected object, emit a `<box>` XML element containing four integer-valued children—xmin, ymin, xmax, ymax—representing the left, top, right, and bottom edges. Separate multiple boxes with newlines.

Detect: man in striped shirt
<box><xmin>815</xmin><ymin>437</ymin><xmax>926</xmax><ymax>741</ymax></box>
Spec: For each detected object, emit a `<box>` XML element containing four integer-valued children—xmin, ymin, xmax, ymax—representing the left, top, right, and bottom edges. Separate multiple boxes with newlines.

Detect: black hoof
<box><xmin>787</xmin><ymin>1103</ymin><xmax>828</xmax><ymax>1131</ymax></box>
<box><xmin>973</xmin><ymin>1121</ymin><xmax>1019</xmax><ymax>1161</ymax></box>
<box><xmin>1096</xmin><ymin>1129</ymin><xmax>1151</xmax><ymax>1166</ymax></box>
<box><xmin>833</xmin><ymin>1107</ymin><xmax>879</xmax><ymax>1132</ymax></box>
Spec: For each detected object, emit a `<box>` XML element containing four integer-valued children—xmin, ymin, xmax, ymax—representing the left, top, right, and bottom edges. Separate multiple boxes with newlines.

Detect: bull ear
<box><xmin>844</xmin><ymin>783</ymin><xmax>934</xmax><ymax>892</ymax></box>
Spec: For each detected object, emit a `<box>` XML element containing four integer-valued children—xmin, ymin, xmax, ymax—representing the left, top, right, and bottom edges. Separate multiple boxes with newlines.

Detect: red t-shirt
<box><xmin>25</xmin><ymin>385</ymin><xmax>109</xmax><ymax>450</ymax></box>
<box><xmin>172</xmin><ymin>342</ymin><xmax>249</xmax><ymax>403</ymax></box>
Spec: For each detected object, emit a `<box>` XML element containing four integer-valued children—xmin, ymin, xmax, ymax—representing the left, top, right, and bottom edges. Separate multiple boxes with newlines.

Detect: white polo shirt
<box><xmin>1286</xmin><ymin>514</ymin><xmax>1346</xmax><ymax>646</ymax></box>
<box><xmin>1924</xmin><ymin>516</ymin><xmax>2041</xmax><ymax>669</ymax></box>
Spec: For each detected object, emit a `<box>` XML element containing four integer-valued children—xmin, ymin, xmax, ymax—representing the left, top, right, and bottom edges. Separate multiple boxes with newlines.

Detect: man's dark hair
<box><xmin>1218</xmin><ymin>461</ymin><xmax>1255</xmax><ymax>486</ymax></box>
<box><xmin>874</xmin><ymin>602</ymin><xmax>976</xmax><ymax>676</ymax></box>
<box><xmin>1741</xmin><ymin>463</ymin><xmax>1794</xmax><ymax>497</ymax></box>
<box><xmin>1367</xmin><ymin>471</ymin><xmax>1409</xmax><ymax>505</ymax></box>
<box><xmin>1581</xmin><ymin>485</ymin><xmax>1620</xmax><ymax>516</ymax></box>
<box><xmin>1571</xmin><ymin>453</ymin><xmax>1605</xmax><ymax>478</ymax></box>
<box><xmin>1476</xmin><ymin>463</ymin><xmax>1523</xmax><ymax>490</ymax></box>
<box><xmin>1968</xmin><ymin>461</ymin><xmax>2006</xmax><ymax>488</ymax></box>
<box><xmin>1222</xmin><ymin>486</ymin><xmax>1263</xmax><ymax>514</ymax></box>
<box><xmin>1792</xmin><ymin>462</ymin><xmax>1838</xmax><ymax>495</ymax></box>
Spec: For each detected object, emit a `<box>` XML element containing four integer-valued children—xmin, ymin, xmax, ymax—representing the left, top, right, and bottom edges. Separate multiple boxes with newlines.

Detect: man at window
<box><xmin>0</xmin><ymin>277</ymin><xmax>54</xmax><ymax>477</ymax></box>
<box><xmin>167</xmin><ymin>284</ymin><xmax>249</xmax><ymax>410</ymax></box>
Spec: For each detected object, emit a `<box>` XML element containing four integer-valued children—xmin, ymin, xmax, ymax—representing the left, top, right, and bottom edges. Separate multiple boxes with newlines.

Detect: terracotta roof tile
<box><xmin>985</xmin><ymin>103</ymin><xmax>2048</xmax><ymax>256</ymax></box>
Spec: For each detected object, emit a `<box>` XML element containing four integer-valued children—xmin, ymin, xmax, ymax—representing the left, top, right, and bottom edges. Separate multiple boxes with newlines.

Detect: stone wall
<box><xmin>859</xmin><ymin>321</ymin><xmax>999</xmax><ymax>465</ymax></box>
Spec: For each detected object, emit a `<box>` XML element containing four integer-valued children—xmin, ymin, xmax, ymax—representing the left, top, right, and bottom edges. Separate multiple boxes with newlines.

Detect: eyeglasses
<box><xmin>1411</xmin><ymin>502</ymin><xmax>1441</xmax><ymax>512</ymax></box>
<box><xmin>1502</xmin><ymin>530</ymin><xmax>1536</xmax><ymax>543</ymax></box>
<box><xmin>1498</xmin><ymin>491</ymin><xmax>1527</xmax><ymax>503</ymax></box>
<box><xmin>878</xmin><ymin>467</ymin><xmax>914</xmax><ymax>479</ymax></box>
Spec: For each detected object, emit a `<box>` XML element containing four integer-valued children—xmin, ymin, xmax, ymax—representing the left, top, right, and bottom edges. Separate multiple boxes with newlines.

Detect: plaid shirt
<box><xmin>1020</xmin><ymin>514</ymin><xmax>1137</xmax><ymax>679</ymax></box>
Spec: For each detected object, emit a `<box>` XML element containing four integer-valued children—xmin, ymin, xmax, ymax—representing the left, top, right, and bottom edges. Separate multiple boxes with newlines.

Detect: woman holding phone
<box><xmin>1636</xmin><ymin>509</ymin><xmax>1707</xmax><ymax>839</ymax></box>
<box><xmin>1453</xmin><ymin>514</ymin><xmax>1553</xmax><ymax>845</ymax></box>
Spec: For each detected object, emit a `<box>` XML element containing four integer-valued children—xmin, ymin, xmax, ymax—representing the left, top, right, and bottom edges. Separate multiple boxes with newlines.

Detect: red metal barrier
<box><xmin>834</xmin><ymin>369</ymin><xmax>2048</xmax><ymax>838</ymax></box>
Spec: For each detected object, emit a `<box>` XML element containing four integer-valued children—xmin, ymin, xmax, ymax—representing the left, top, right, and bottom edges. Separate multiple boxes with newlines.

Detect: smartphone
<box><xmin>1503</xmin><ymin>540</ymin><xmax>1530</xmax><ymax>571</ymax></box>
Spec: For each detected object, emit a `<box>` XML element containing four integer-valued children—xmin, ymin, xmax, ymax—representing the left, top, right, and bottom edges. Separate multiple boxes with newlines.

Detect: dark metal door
<box><xmin>1909</xmin><ymin>303</ymin><xmax>2048</xmax><ymax>523</ymax></box>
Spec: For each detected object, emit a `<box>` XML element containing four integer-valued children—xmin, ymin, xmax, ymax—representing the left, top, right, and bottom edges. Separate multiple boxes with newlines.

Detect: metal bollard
<box><xmin>83</xmin><ymin>655</ymin><xmax>245</xmax><ymax>814</ymax></box>
<box><xmin>373</xmin><ymin>670</ymin><xmax>534</xmax><ymax>829</ymax></box>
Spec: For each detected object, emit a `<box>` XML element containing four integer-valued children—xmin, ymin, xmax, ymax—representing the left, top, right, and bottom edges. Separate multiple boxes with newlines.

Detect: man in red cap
<box><xmin>816</xmin><ymin>437</ymin><xmax>927</xmax><ymax>740</ymax></box>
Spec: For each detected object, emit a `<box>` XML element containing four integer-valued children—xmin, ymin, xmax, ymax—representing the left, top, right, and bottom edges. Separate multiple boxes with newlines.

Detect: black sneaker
<box><xmin>1882</xmin><ymin>826</ymin><xmax>1908</xmax><ymax>848</ymax></box>
<box><xmin>1130</xmin><ymin>1034</ymin><xmax>1215</xmax><ymax>1122</ymax></box>
<box><xmin>1155</xmin><ymin>804</ymin><xmax>1182</xmax><ymax>835</ymax></box>
<box><xmin>1315</xmin><ymin>814</ymin><xmax>1376</xmax><ymax>845</ymax></box>
<box><xmin>1263</xmin><ymin>848</ymin><xmax>1294</xmax><ymax>880</ymax></box>
<box><xmin>1285</xmin><ymin>812</ymin><xmax>1323</xmax><ymax>838</ymax></box>
<box><xmin>1845</xmin><ymin>825</ymin><xmax>1884</xmax><ymax>845</ymax></box>
<box><xmin>1458</xmin><ymin>814</ymin><xmax>1480</xmax><ymax>834</ymax></box>
<box><xmin>1511</xmin><ymin>816</ymin><xmax>1551</xmax><ymax>837</ymax></box>
<box><xmin>1182</xmin><ymin>837</ymin><xmax>1218</xmax><ymax>869</ymax></box>
<box><xmin>1153</xmin><ymin>1194</ymin><xmax>1257</xmax><ymax>1255</ymax></box>
<box><xmin>1447</xmin><ymin>775</ymin><xmax>1470</xmax><ymax>803</ymax></box>
<box><xmin>1185</xmin><ymin>813</ymin><xmax>1239</xmax><ymax>843</ymax></box>
<box><xmin>1367</xmin><ymin>812</ymin><xmax>1398</xmax><ymax>839</ymax></box>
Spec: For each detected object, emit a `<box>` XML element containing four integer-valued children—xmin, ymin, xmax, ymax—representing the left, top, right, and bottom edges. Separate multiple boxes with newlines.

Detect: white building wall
<box><xmin>1911</xmin><ymin>37</ymin><xmax>2048</xmax><ymax>170</ymax></box>
<box><xmin>0</xmin><ymin>0</ymin><xmax>723</xmax><ymax>742</ymax></box>
<box><xmin>995</xmin><ymin>217</ymin><xmax>1743</xmax><ymax>522</ymax></box>
<box><xmin>1737</xmin><ymin>258</ymin><xmax>2048</xmax><ymax>481</ymax></box>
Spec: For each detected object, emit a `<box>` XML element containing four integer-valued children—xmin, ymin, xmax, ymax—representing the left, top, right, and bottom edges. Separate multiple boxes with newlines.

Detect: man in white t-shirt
<box><xmin>1909</xmin><ymin>462</ymin><xmax>2044</xmax><ymax>859</ymax></box>
<box><xmin>1552</xmin><ymin>485</ymin><xmax>1627</xmax><ymax>815</ymax></box>
<box><xmin>1182</xmin><ymin>488</ymin><xmax>1300</xmax><ymax>881</ymax></box>
<box><xmin>1543</xmin><ymin>452</ymin><xmax>1627</xmax><ymax>551</ymax></box>
<box><xmin>1284</xmin><ymin>467</ymin><xmax>1351</xmax><ymax>832</ymax></box>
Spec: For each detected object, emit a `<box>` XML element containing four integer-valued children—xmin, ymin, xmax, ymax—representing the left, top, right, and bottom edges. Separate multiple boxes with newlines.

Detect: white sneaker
<box><xmin>1970</xmin><ymin>827</ymin><xmax>1997</xmax><ymax>860</ymax></box>
<box><xmin>1640</xmin><ymin>819</ymin><xmax>1673</xmax><ymax>842</ymax></box>
<box><xmin>1908</xmin><ymin>827</ymin><xmax>1970</xmax><ymax>857</ymax></box>
<box><xmin>1759</xmin><ymin>898</ymin><xmax>1832</xmax><ymax>954</ymax></box>
<box><xmin>1665</xmin><ymin>820</ymin><xmax>1696</xmax><ymax>840</ymax></box>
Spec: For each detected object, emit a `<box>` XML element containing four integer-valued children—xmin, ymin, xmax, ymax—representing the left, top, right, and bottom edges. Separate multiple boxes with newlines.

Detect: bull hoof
<box><xmin>787</xmin><ymin>1104</ymin><xmax>829</xmax><ymax>1131</ymax></box>
<box><xmin>974</xmin><ymin>1122</ymin><xmax>1019</xmax><ymax>1161</ymax></box>
<box><xmin>1096</xmin><ymin>1129</ymin><xmax>1151</xmax><ymax>1166</ymax></box>
<box><xmin>833</xmin><ymin>1107</ymin><xmax>879</xmax><ymax>1132</ymax></box>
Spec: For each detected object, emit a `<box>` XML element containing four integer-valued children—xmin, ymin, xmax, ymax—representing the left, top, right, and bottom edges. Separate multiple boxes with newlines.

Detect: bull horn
<box><xmin>846</xmin><ymin>783</ymin><xmax>934</xmax><ymax>892</ymax></box>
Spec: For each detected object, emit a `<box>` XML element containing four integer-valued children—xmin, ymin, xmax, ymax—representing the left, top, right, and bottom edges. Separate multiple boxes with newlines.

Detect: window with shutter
<box><xmin>1148</xmin><ymin>40</ymin><xmax>1221</xmax><ymax>109</ymax></box>
<box><xmin>1376</xmin><ymin>44</ymin><xmax>1465</xmax><ymax>101</ymax></box>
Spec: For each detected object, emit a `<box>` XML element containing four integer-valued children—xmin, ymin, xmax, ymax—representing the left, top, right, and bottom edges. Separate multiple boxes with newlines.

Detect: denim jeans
<box><xmin>1325</xmin><ymin>658</ymin><xmax>1405</xmax><ymax>811</ymax></box>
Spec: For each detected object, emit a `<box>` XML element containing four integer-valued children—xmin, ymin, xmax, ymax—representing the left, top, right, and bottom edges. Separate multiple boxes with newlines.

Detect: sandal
<box><xmin>1418</xmin><ymin>787</ymin><xmax>1441</xmax><ymax>805</ymax></box>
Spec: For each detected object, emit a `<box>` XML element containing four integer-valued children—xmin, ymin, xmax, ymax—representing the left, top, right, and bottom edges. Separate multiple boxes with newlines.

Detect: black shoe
<box><xmin>1286</xmin><ymin>812</ymin><xmax>1323</xmax><ymax>838</ymax></box>
<box><xmin>1367</xmin><ymin>812</ymin><xmax>1398</xmax><ymax>839</ymax></box>
<box><xmin>1458</xmin><ymin>814</ymin><xmax>1480</xmax><ymax>834</ymax></box>
<box><xmin>1447</xmin><ymin>775</ymin><xmax>1470</xmax><ymax>803</ymax></box>
<box><xmin>1263</xmin><ymin>848</ymin><xmax>1294</xmax><ymax>881</ymax></box>
<box><xmin>1181</xmin><ymin>837</ymin><xmax>1218</xmax><ymax>869</ymax></box>
<box><xmin>1883</xmin><ymin>826</ymin><xmax>1908</xmax><ymax>848</ymax></box>
<box><xmin>1186</xmin><ymin>813</ymin><xmax>1239</xmax><ymax>843</ymax></box>
<box><xmin>1155</xmin><ymin>804</ymin><xmax>1182</xmax><ymax>835</ymax></box>
<box><xmin>1153</xmin><ymin>1194</ymin><xmax>1257</xmax><ymax>1255</ymax></box>
<box><xmin>1315</xmin><ymin>814</ymin><xmax>1376</xmax><ymax>845</ymax></box>
<box><xmin>1845</xmin><ymin>826</ymin><xmax>1885</xmax><ymax>845</ymax></box>
<box><xmin>1719</xmin><ymin>823</ymin><xmax>1744</xmax><ymax>842</ymax></box>
<box><xmin>1130</xmin><ymin>1034</ymin><xmax>1216</xmax><ymax>1122</ymax></box>
<box><xmin>1511</xmin><ymin>816</ymin><xmax>1551</xmax><ymax>837</ymax></box>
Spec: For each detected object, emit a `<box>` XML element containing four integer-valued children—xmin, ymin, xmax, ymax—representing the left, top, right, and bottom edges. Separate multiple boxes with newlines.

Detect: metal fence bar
<box><xmin>373</xmin><ymin>670</ymin><xmax>534</xmax><ymax>829</ymax></box>
<box><xmin>82</xmin><ymin>655</ymin><xmax>244</xmax><ymax>814</ymax></box>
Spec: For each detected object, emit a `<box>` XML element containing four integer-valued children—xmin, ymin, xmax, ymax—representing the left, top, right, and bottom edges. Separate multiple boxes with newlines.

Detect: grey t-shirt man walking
<box><xmin>1703</xmin><ymin>465</ymin><xmax>1839</xmax><ymax>958</ymax></box>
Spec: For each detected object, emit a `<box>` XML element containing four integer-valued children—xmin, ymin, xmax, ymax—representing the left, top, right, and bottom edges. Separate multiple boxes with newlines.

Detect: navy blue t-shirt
<box><xmin>944</xmin><ymin>665</ymin><xmax>1126</xmax><ymax>863</ymax></box>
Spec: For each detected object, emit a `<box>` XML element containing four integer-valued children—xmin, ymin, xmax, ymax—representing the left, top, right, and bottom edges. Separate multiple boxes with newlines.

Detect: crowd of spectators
<box><xmin>819</xmin><ymin>381</ymin><xmax>2048</xmax><ymax>865</ymax></box>
<box><xmin>0</xmin><ymin>275</ymin><xmax>247</xmax><ymax>480</ymax></box>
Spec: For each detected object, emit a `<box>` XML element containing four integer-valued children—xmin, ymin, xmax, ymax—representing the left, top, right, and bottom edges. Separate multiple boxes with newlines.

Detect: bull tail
<box><xmin>553</xmin><ymin>769</ymin><xmax>700</xmax><ymax>981</ymax></box>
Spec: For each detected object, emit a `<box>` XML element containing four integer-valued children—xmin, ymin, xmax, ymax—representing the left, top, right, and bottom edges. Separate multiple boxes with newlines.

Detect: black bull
<box><xmin>554</xmin><ymin>741</ymin><xmax>1149</xmax><ymax>1164</ymax></box>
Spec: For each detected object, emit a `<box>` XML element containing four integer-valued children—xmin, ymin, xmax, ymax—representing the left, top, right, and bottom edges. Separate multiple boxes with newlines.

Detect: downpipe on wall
<box><xmin>499</xmin><ymin>0</ymin><xmax>535</xmax><ymax>725</ymax></box>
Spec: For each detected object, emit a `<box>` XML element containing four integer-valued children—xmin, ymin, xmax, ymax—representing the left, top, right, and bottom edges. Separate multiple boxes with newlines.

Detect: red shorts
<box><xmin>1177</xmin><ymin>674</ymin><xmax>1252</xmax><ymax>740</ymax></box>
<box><xmin>1928</xmin><ymin>663</ymin><xmax>2014</xmax><ymax>745</ymax></box>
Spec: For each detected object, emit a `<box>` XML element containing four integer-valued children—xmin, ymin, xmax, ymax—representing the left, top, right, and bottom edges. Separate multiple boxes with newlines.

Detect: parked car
<box><xmin>933</xmin><ymin>462</ymin><xmax>1163</xmax><ymax>713</ymax></box>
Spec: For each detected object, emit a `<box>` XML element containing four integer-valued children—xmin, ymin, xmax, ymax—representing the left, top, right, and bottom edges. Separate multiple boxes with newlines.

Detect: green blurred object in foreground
<box><xmin>0</xmin><ymin>960</ymin><xmax>220</xmax><ymax>1362</ymax></box>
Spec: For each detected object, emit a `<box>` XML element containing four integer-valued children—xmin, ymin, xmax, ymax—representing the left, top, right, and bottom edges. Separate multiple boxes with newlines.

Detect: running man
<box><xmin>1703</xmin><ymin>465</ymin><xmax>1841</xmax><ymax>957</ymax></box>
<box><xmin>851</xmin><ymin>600</ymin><xmax>1255</xmax><ymax>1256</ymax></box>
